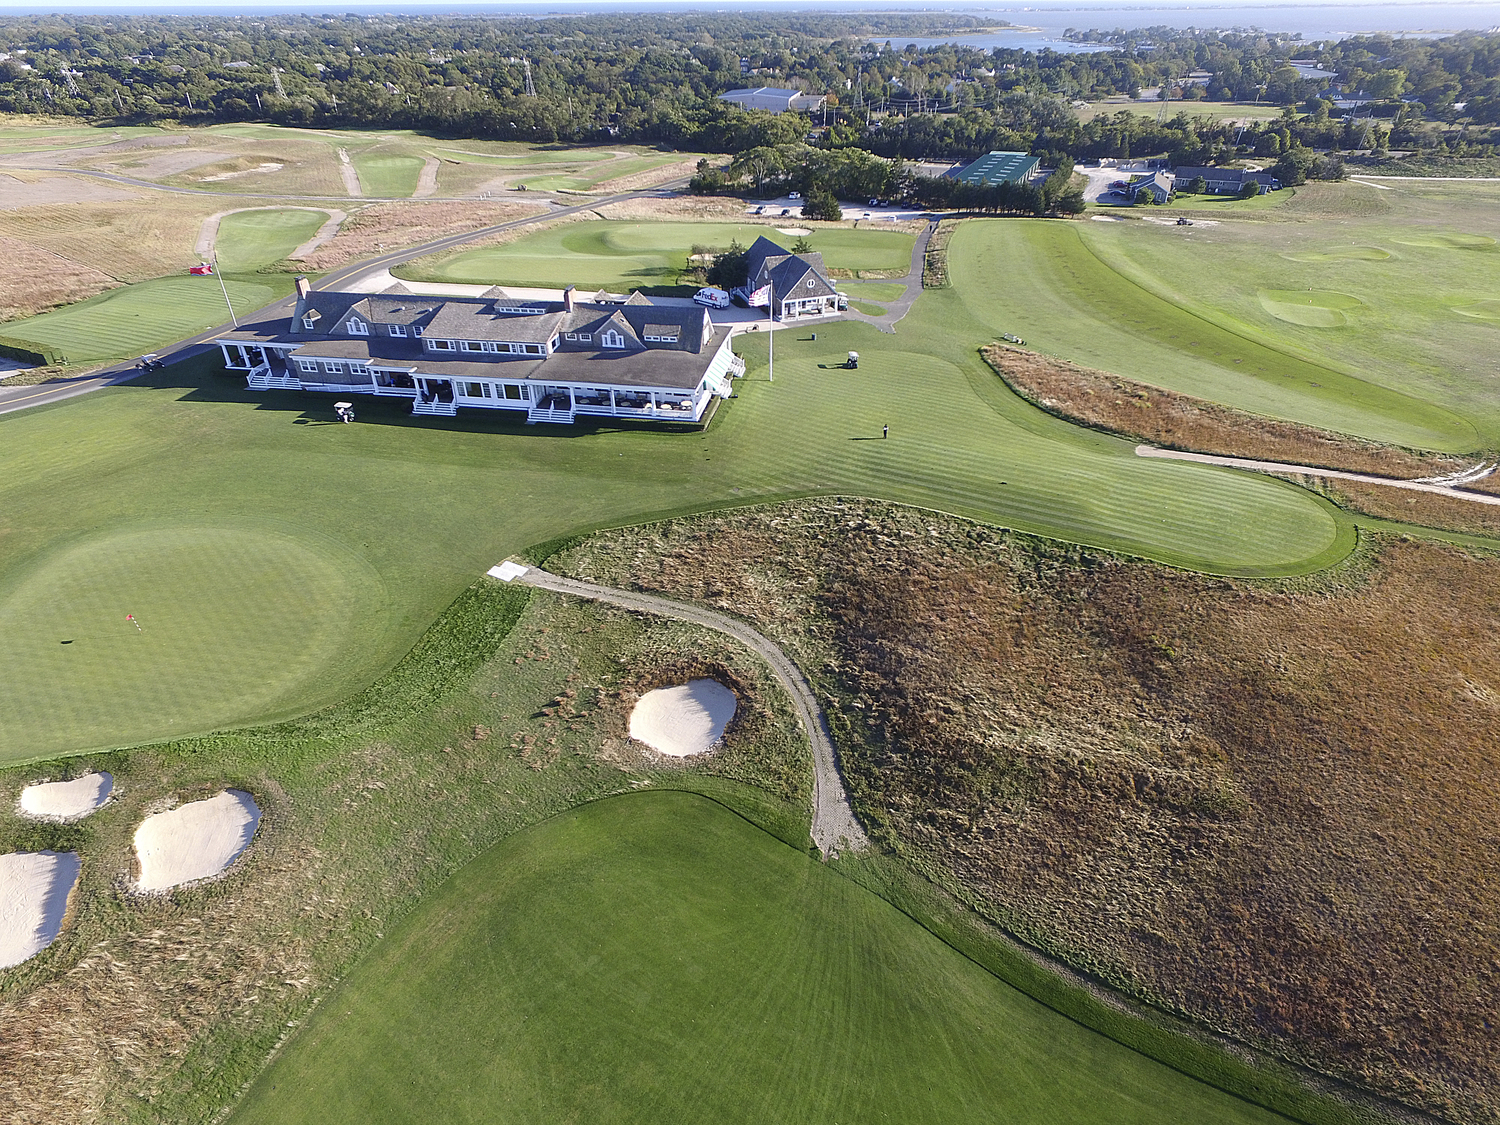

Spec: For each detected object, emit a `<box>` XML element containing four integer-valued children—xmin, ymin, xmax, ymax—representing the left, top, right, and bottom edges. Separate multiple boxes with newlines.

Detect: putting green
<box><xmin>398</xmin><ymin>221</ymin><xmax>914</xmax><ymax>291</ymax></box>
<box><xmin>1257</xmin><ymin>289</ymin><xmax>1363</xmax><ymax>328</ymax></box>
<box><xmin>0</xmin><ymin>276</ymin><xmax>280</xmax><ymax>364</ymax></box>
<box><xmin>232</xmin><ymin>790</ymin><xmax>1289</xmax><ymax>1125</ymax></box>
<box><xmin>0</xmin><ymin>523</ymin><xmax>384</xmax><ymax>758</ymax></box>
<box><xmin>1391</xmin><ymin>233</ymin><xmax>1497</xmax><ymax>251</ymax></box>
<box><xmin>1453</xmin><ymin>299</ymin><xmax>1500</xmax><ymax>321</ymax></box>
<box><xmin>1279</xmin><ymin>246</ymin><xmax>1391</xmax><ymax>262</ymax></box>
<box><xmin>214</xmin><ymin>209</ymin><xmax>330</xmax><ymax>272</ymax></box>
<box><xmin>354</xmin><ymin>154</ymin><xmax>424</xmax><ymax>197</ymax></box>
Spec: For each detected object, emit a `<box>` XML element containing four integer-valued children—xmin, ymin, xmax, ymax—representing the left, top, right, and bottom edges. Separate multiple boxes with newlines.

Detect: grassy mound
<box><xmin>1391</xmin><ymin>233</ymin><xmax>1497</xmax><ymax>251</ymax></box>
<box><xmin>1453</xmin><ymin>299</ymin><xmax>1500</xmax><ymax>321</ymax></box>
<box><xmin>1257</xmin><ymin>289</ymin><xmax>1363</xmax><ymax>327</ymax></box>
<box><xmin>0</xmin><ymin>275</ymin><xmax>280</xmax><ymax>363</ymax></box>
<box><xmin>354</xmin><ymin>154</ymin><xmax>424</xmax><ymax>198</ymax></box>
<box><xmin>400</xmin><ymin>221</ymin><xmax>914</xmax><ymax>290</ymax></box>
<box><xmin>232</xmin><ymin>790</ymin><xmax>1285</xmax><ymax>1125</ymax></box>
<box><xmin>1279</xmin><ymin>246</ymin><xmax>1391</xmax><ymax>262</ymax></box>
<box><xmin>0</xmin><ymin>523</ymin><xmax>384</xmax><ymax>760</ymax></box>
<box><xmin>214</xmin><ymin>209</ymin><xmax>330</xmax><ymax>271</ymax></box>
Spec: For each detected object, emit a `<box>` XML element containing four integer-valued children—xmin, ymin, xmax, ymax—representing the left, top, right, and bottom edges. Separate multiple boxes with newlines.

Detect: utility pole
<box><xmin>523</xmin><ymin>57</ymin><xmax>536</xmax><ymax>97</ymax></box>
<box><xmin>60</xmin><ymin>63</ymin><xmax>78</xmax><ymax>95</ymax></box>
<box><xmin>272</xmin><ymin>67</ymin><xmax>286</xmax><ymax>98</ymax></box>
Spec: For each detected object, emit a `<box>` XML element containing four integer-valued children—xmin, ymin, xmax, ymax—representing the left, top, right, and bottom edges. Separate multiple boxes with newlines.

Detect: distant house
<box><xmin>1173</xmin><ymin>166</ymin><xmax>1280</xmax><ymax>195</ymax></box>
<box><xmin>952</xmin><ymin>151</ymin><xmax>1041</xmax><ymax>186</ymax></box>
<box><xmin>741</xmin><ymin>236</ymin><xmax>843</xmax><ymax>321</ymax></box>
<box><xmin>719</xmin><ymin>87</ymin><xmax>827</xmax><ymax>114</ymax></box>
<box><xmin>218</xmin><ymin>279</ymin><xmax>742</xmax><ymax>426</ymax></box>
<box><xmin>1128</xmin><ymin>171</ymin><xmax>1176</xmax><ymax>203</ymax></box>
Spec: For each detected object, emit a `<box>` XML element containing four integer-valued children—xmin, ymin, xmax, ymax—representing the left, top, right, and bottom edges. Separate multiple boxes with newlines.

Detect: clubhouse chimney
<box><xmin>294</xmin><ymin>276</ymin><xmax>310</xmax><ymax>300</ymax></box>
<box><xmin>563</xmin><ymin>284</ymin><xmax>575</xmax><ymax>313</ymax></box>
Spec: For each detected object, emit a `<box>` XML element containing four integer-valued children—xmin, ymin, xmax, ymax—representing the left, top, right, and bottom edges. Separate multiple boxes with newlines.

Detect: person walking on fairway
<box><xmin>882</xmin><ymin>424</ymin><xmax>888</xmax><ymax>439</ymax></box>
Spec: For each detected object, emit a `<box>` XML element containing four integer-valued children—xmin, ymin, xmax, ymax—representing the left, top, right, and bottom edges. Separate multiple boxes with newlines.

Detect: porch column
<box><xmin>610</xmin><ymin>388</ymin><xmax>617</xmax><ymax>416</ymax></box>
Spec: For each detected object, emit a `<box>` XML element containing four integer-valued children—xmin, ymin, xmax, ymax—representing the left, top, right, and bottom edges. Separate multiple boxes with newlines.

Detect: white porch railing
<box><xmin>411</xmin><ymin>400</ymin><xmax>458</xmax><ymax>417</ymax></box>
<box><xmin>246</xmin><ymin>363</ymin><xmax>302</xmax><ymax>391</ymax></box>
<box><xmin>526</xmin><ymin>405</ymin><xmax>576</xmax><ymax>424</ymax></box>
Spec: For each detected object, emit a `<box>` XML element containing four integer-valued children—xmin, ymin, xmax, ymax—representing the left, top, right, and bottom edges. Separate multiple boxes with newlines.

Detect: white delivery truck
<box><xmin>693</xmin><ymin>287</ymin><xmax>731</xmax><ymax>309</ymax></box>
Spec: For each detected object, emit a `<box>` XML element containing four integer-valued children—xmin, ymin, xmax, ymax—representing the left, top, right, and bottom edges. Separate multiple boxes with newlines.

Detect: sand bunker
<box><xmin>776</xmin><ymin>226</ymin><xmax>813</xmax><ymax>236</ymax></box>
<box><xmin>0</xmin><ymin>852</ymin><xmax>80</xmax><ymax>969</ymax></box>
<box><xmin>133</xmin><ymin>790</ymin><xmax>261</xmax><ymax>892</ymax></box>
<box><xmin>19</xmin><ymin>772</ymin><xmax>112</xmax><ymax>821</ymax></box>
<box><xmin>1281</xmin><ymin>245</ymin><xmax>1391</xmax><ymax>262</ymax></box>
<box><xmin>629</xmin><ymin>679</ymin><xmax>737</xmax><ymax>757</ymax></box>
<box><xmin>1258</xmin><ymin>289</ymin><xmax>1362</xmax><ymax>327</ymax></box>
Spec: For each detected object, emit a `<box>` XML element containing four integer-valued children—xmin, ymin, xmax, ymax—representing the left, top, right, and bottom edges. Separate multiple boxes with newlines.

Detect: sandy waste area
<box><xmin>0</xmin><ymin>852</ymin><xmax>81</xmax><ymax>969</ymax></box>
<box><xmin>629</xmin><ymin>679</ymin><xmax>737</xmax><ymax>757</ymax></box>
<box><xmin>134</xmin><ymin>790</ymin><xmax>261</xmax><ymax>892</ymax></box>
<box><xmin>19</xmin><ymin>772</ymin><xmax>112</xmax><ymax>821</ymax></box>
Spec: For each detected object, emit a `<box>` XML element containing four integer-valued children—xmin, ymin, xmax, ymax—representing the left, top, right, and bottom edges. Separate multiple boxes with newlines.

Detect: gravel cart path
<box><xmin>498</xmin><ymin>564</ymin><xmax>870</xmax><ymax>858</ymax></box>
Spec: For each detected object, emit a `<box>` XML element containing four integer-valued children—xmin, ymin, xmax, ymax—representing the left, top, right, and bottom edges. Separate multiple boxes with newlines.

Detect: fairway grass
<box><xmin>353</xmin><ymin>153</ymin><xmax>424</xmax><ymax>198</ymax></box>
<box><xmin>1258</xmin><ymin>289</ymin><xmax>1363</xmax><ymax>328</ymax></box>
<box><xmin>231</xmin><ymin>790</ymin><xmax>1288</xmax><ymax>1125</ymax></box>
<box><xmin>0</xmin><ymin>275</ymin><xmax>283</xmax><ymax>363</ymax></box>
<box><xmin>397</xmin><ymin>221</ymin><xmax>914</xmax><ymax>290</ymax></box>
<box><xmin>214</xmin><ymin>209</ymin><xmax>330</xmax><ymax>271</ymax></box>
<box><xmin>955</xmin><ymin>219</ymin><xmax>1479</xmax><ymax>450</ymax></box>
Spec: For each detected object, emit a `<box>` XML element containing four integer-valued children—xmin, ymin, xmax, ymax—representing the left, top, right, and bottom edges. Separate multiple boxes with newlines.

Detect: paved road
<box><xmin>1137</xmin><ymin>445</ymin><xmax>1500</xmax><ymax>506</ymax></box>
<box><xmin>511</xmin><ymin>566</ymin><xmax>870</xmax><ymax>858</ymax></box>
<box><xmin>0</xmin><ymin>177</ymin><xmax>688</xmax><ymax>418</ymax></box>
<box><xmin>841</xmin><ymin>218</ymin><xmax>937</xmax><ymax>335</ymax></box>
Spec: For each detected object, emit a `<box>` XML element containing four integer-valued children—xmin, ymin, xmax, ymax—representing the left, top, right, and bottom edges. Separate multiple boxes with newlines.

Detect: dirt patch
<box><xmin>595</xmin><ymin>194</ymin><xmax>749</xmax><ymax>221</ymax></box>
<box><xmin>589</xmin><ymin>157</ymin><xmax>699</xmax><ymax>194</ymax></box>
<box><xmin>295</xmin><ymin>200</ymin><xmax>549</xmax><ymax>271</ymax></box>
<box><xmin>562</xmin><ymin>498</ymin><xmax>1500</xmax><ymax>1125</ymax></box>
<box><xmin>0</xmin><ymin>172</ymin><xmax>138</xmax><ymax>210</ymax></box>
<box><xmin>0</xmin><ymin>238</ymin><xmax>120</xmax><ymax>322</ymax></box>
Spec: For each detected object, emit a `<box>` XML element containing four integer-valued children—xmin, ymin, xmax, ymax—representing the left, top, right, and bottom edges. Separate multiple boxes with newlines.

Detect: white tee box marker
<box><xmin>487</xmin><ymin>561</ymin><xmax>530</xmax><ymax>582</ymax></box>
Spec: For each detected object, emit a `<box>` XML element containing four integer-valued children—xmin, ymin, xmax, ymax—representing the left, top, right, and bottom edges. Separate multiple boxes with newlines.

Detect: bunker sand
<box><xmin>133</xmin><ymin>790</ymin><xmax>261</xmax><ymax>892</ymax></box>
<box><xmin>19</xmin><ymin>772</ymin><xmax>112</xmax><ymax>821</ymax></box>
<box><xmin>0</xmin><ymin>851</ymin><xmax>80</xmax><ymax>969</ymax></box>
<box><xmin>629</xmin><ymin>679</ymin><xmax>737</xmax><ymax>757</ymax></box>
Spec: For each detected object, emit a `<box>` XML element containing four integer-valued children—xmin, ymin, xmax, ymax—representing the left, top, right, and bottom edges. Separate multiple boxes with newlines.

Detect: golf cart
<box><xmin>334</xmin><ymin>401</ymin><xmax>355</xmax><ymax>424</ymax></box>
<box><xmin>845</xmin><ymin>351</ymin><xmax>859</xmax><ymax>370</ymax></box>
<box><xmin>137</xmin><ymin>354</ymin><xmax>164</xmax><ymax>372</ymax></box>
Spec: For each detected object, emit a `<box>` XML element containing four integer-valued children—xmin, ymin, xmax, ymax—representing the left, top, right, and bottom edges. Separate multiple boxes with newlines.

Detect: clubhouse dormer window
<box><xmin>388</xmin><ymin>324</ymin><xmax>407</xmax><ymax>337</ymax></box>
<box><xmin>346</xmin><ymin>317</ymin><xmax>368</xmax><ymax>335</ymax></box>
<box><xmin>302</xmin><ymin>315</ymin><xmax>317</xmax><ymax>330</ymax></box>
<box><xmin>601</xmin><ymin>330</ymin><xmax>624</xmax><ymax>348</ymax></box>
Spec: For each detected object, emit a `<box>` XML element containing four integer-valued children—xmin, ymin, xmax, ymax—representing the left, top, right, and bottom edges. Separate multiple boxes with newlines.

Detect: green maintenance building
<box><xmin>952</xmin><ymin>150</ymin><xmax>1041</xmax><ymax>186</ymax></box>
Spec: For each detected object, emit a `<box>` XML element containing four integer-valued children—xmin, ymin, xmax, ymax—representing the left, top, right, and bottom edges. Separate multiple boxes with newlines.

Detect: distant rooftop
<box><xmin>953</xmin><ymin>150</ymin><xmax>1040</xmax><ymax>186</ymax></box>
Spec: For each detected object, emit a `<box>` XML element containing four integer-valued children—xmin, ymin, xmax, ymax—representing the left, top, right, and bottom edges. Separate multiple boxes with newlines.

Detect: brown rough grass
<box><xmin>0</xmin><ymin>237</ymin><xmax>118</xmax><ymax>321</ymax></box>
<box><xmin>589</xmin><ymin>157</ymin><xmax>700</xmax><ymax>193</ymax></box>
<box><xmin>595</xmin><ymin>194</ymin><xmax>748</xmax><ymax>221</ymax></box>
<box><xmin>0</xmin><ymin>196</ymin><xmax>215</xmax><ymax>283</ymax></box>
<box><xmin>295</xmin><ymin>200</ymin><xmax>548</xmax><ymax>271</ymax></box>
<box><xmin>561</xmin><ymin>498</ymin><xmax>1500</xmax><ymax>1125</ymax></box>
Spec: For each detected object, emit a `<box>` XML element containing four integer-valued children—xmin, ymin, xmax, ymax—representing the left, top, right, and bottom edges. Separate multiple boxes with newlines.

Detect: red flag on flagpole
<box><xmin>189</xmin><ymin>263</ymin><xmax>213</xmax><ymax>275</ymax></box>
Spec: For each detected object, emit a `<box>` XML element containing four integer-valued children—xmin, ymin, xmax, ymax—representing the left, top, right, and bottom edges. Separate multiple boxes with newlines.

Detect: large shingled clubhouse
<box><xmin>219</xmin><ymin>278</ymin><xmax>745</xmax><ymax>424</ymax></box>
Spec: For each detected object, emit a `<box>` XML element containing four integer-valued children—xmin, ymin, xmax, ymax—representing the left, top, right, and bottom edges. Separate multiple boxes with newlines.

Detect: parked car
<box><xmin>781</xmin><ymin>208</ymin><xmax>792</xmax><ymax>216</ymax></box>
<box><xmin>693</xmin><ymin>287</ymin><xmax>731</xmax><ymax>309</ymax></box>
<box><xmin>788</xmin><ymin>191</ymin><xmax>802</xmax><ymax>199</ymax></box>
<box><xmin>868</xmin><ymin>198</ymin><xmax>880</xmax><ymax>206</ymax></box>
<box><xmin>137</xmin><ymin>354</ymin><xmax>164</xmax><ymax>372</ymax></box>
<box><xmin>1177</xmin><ymin>217</ymin><xmax>1194</xmax><ymax>226</ymax></box>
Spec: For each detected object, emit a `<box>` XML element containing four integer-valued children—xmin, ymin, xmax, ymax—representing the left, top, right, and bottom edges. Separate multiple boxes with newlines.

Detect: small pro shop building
<box><xmin>218</xmin><ymin>279</ymin><xmax>743</xmax><ymax>425</ymax></box>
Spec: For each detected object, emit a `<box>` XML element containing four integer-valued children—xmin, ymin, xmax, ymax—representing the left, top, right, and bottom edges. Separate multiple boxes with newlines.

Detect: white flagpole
<box><xmin>768</xmin><ymin>278</ymin><xmax>774</xmax><ymax>383</ymax></box>
<box><xmin>213</xmin><ymin>252</ymin><xmax>239</xmax><ymax>328</ymax></box>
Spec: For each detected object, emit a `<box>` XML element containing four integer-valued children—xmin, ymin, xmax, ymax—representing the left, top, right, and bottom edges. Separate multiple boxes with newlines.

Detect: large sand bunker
<box><xmin>629</xmin><ymin>679</ymin><xmax>737</xmax><ymax>757</ymax></box>
<box><xmin>0</xmin><ymin>851</ymin><xmax>80</xmax><ymax>969</ymax></box>
<box><xmin>133</xmin><ymin>790</ymin><xmax>261</xmax><ymax>892</ymax></box>
<box><xmin>19</xmin><ymin>772</ymin><xmax>112</xmax><ymax>821</ymax></box>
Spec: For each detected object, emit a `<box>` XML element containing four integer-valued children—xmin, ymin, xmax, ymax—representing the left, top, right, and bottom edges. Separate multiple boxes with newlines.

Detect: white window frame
<box><xmin>302</xmin><ymin>316</ymin><xmax>317</xmax><ymax>330</ymax></box>
<box><xmin>413</xmin><ymin>325</ymin><xmax>424</xmax><ymax>337</ymax></box>
<box><xmin>429</xmin><ymin>339</ymin><xmax>454</xmax><ymax>352</ymax></box>
<box><xmin>578</xmin><ymin>332</ymin><xmax>591</xmax><ymax>342</ymax></box>
<box><xmin>297</xmin><ymin>359</ymin><xmax>317</xmax><ymax>372</ymax></box>
<box><xmin>322</xmin><ymin>360</ymin><xmax>343</xmax><ymax>374</ymax></box>
<box><xmin>601</xmin><ymin>330</ymin><xmax>624</xmax><ymax>348</ymax></box>
<box><xmin>388</xmin><ymin>323</ymin><xmax>407</xmax><ymax>337</ymax></box>
<box><xmin>350</xmin><ymin>363</ymin><xmax>370</xmax><ymax>376</ymax></box>
<box><xmin>346</xmin><ymin>318</ymin><xmax>368</xmax><ymax>335</ymax></box>
<box><xmin>460</xmin><ymin>340</ymin><xmax>479</xmax><ymax>352</ymax></box>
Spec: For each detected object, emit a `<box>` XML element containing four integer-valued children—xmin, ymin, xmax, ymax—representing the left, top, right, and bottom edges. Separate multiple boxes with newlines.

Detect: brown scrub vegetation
<box><xmin>561</xmin><ymin>498</ymin><xmax>1500</xmax><ymax>1125</ymax></box>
